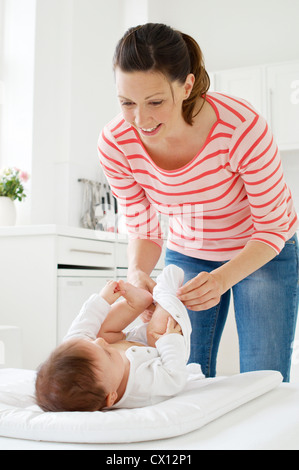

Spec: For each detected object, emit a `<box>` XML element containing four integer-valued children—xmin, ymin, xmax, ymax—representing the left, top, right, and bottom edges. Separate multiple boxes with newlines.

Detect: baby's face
<box><xmin>73</xmin><ymin>338</ymin><xmax>125</xmax><ymax>393</ymax></box>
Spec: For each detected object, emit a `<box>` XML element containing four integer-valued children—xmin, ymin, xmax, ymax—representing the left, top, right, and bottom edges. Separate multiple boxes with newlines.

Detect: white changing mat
<box><xmin>0</xmin><ymin>368</ymin><xmax>282</xmax><ymax>444</ymax></box>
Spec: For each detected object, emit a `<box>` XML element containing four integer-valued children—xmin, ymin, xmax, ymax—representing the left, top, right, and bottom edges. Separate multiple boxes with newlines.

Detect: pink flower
<box><xmin>20</xmin><ymin>171</ymin><xmax>29</xmax><ymax>182</ymax></box>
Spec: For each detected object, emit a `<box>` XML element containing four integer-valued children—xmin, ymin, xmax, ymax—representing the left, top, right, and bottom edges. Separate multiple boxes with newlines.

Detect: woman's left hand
<box><xmin>177</xmin><ymin>271</ymin><xmax>224</xmax><ymax>311</ymax></box>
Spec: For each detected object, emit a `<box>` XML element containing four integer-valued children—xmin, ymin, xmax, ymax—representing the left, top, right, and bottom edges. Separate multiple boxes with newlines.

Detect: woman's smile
<box><xmin>138</xmin><ymin>123</ymin><xmax>162</xmax><ymax>136</ymax></box>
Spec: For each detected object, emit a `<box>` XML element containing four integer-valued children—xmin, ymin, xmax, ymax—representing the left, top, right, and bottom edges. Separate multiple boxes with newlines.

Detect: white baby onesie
<box><xmin>63</xmin><ymin>288</ymin><xmax>188</xmax><ymax>409</ymax></box>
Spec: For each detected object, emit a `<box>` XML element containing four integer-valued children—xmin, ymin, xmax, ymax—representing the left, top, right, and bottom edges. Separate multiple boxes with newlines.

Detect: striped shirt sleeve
<box><xmin>229</xmin><ymin>113</ymin><xmax>295</xmax><ymax>253</ymax></box>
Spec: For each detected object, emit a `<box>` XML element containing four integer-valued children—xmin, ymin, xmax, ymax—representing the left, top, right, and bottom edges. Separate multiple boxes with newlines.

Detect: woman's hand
<box><xmin>128</xmin><ymin>270</ymin><xmax>156</xmax><ymax>292</ymax></box>
<box><xmin>177</xmin><ymin>271</ymin><xmax>224</xmax><ymax>311</ymax></box>
<box><xmin>176</xmin><ymin>241</ymin><xmax>277</xmax><ymax>311</ymax></box>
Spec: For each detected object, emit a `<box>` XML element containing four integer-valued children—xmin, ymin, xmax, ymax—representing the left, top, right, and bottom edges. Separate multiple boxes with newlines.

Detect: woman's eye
<box><xmin>150</xmin><ymin>101</ymin><xmax>163</xmax><ymax>106</ymax></box>
<box><xmin>121</xmin><ymin>101</ymin><xmax>134</xmax><ymax>107</ymax></box>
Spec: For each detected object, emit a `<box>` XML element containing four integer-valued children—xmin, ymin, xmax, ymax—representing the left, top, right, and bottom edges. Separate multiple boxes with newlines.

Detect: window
<box><xmin>0</xmin><ymin>0</ymin><xmax>4</xmax><ymax>166</ymax></box>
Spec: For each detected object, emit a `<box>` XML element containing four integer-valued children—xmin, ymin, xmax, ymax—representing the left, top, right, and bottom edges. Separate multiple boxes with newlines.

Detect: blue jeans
<box><xmin>165</xmin><ymin>234</ymin><xmax>299</xmax><ymax>382</ymax></box>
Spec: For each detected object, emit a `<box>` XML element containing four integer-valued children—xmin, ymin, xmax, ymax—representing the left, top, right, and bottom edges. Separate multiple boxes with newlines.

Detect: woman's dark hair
<box><xmin>113</xmin><ymin>23</ymin><xmax>210</xmax><ymax>125</ymax></box>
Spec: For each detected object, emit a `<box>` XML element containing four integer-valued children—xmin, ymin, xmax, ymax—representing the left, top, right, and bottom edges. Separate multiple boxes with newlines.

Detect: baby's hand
<box><xmin>165</xmin><ymin>316</ymin><xmax>182</xmax><ymax>336</ymax></box>
<box><xmin>148</xmin><ymin>316</ymin><xmax>182</xmax><ymax>343</ymax></box>
<box><xmin>99</xmin><ymin>280</ymin><xmax>124</xmax><ymax>305</ymax></box>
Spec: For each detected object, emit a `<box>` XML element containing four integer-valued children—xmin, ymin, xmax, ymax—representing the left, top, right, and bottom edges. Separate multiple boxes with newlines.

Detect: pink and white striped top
<box><xmin>98</xmin><ymin>92</ymin><xmax>298</xmax><ymax>261</ymax></box>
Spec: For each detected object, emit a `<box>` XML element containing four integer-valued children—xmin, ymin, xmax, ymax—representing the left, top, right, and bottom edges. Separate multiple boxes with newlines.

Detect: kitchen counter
<box><xmin>0</xmin><ymin>226</ymin><xmax>127</xmax><ymax>368</ymax></box>
<box><xmin>0</xmin><ymin>224</ymin><xmax>165</xmax><ymax>368</ymax></box>
<box><xmin>0</xmin><ymin>224</ymin><xmax>128</xmax><ymax>243</ymax></box>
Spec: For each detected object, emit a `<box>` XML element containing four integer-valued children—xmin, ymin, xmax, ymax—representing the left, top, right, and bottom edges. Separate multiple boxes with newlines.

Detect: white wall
<box><xmin>0</xmin><ymin>0</ymin><xmax>36</xmax><ymax>223</ymax></box>
<box><xmin>147</xmin><ymin>0</ymin><xmax>299</xmax><ymax>71</ymax></box>
<box><xmin>123</xmin><ymin>0</ymin><xmax>148</xmax><ymax>31</ymax></box>
<box><xmin>31</xmin><ymin>0</ymin><xmax>124</xmax><ymax>226</ymax></box>
<box><xmin>0</xmin><ymin>0</ymin><xmax>4</xmax><ymax>88</ymax></box>
<box><xmin>0</xmin><ymin>0</ymin><xmax>123</xmax><ymax>226</ymax></box>
<box><xmin>0</xmin><ymin>0</ymin><xmax>5</xmax><ymax>164</ymax></box>
<box><xmin>0</xmin><ymin>0</ymin><xmax>299</xmax><ymax>226</ymax></box>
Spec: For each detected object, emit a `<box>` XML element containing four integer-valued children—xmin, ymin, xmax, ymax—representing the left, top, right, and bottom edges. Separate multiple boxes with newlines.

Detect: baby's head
<box><xmin>35</xmin><ymin>339</ymin><xmax>107</xmax><ymax>412</ymax></box>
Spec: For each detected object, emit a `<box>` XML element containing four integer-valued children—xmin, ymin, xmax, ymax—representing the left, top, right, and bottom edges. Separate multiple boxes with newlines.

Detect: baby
<box><xmin>35</xmin><ymin>265</ymin><xmax>191</xmax><ymax>412</ymax></box>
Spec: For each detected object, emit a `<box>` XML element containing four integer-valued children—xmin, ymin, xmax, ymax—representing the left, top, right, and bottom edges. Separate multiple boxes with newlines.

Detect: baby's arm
<box><xmin>148</xmin><ymin>316</ymin><xmax>182</xmax><ymax>343</ymax></box>
<box><xmin>146</xmin><ymin>304</ymin><xmax>182</xmax><ymax>347</ymax></box>
<box><xmin>138</xmin><ymin>318</ymin><xmax>187</xmax><ymax>399</ymax></box>
<box><xmin>98</xmin><ymin>280</ymin><xmax>153</xmax><ymax>343</ymax></box>
<box><xmin>63</xmin><ymin>292</ymin><xmax>113</xmax><ymax>342</ymax></box>
<box><xmin>63</xmin><ymin>280</ymin><xmax>146</xmax><ymax>343</ymax></box>
<box><xmin>153</xmin><ymin>325</ymin><xmax>187</xmax><ymax>395</ymax></box>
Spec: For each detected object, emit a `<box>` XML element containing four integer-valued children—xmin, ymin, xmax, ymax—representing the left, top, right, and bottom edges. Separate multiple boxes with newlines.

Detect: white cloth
<box><xmin>153</xmin><ymin>264</ymin><xmax>192</xmax><ymax>361</ymax></box>
<box><xmin>0</xmin><ymin>368</ymin><xmax>283</xmax><ymax>445</ymax></box>
<box><xmin>63</xmin><ymin>290</ymin><xmax>198</xmax><ymax>409</ymax></box>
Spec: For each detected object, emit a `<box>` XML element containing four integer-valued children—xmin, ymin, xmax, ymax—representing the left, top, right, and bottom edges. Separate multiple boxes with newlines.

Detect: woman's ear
<box><xmin>184</xmin><ymin>73</ymin><xmax>195</xmax><ymax>99</ymax></box>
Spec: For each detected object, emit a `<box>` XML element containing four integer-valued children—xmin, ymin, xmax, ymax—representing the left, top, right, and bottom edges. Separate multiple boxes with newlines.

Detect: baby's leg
<box><xmin>118</xmin><ymin>279</ymin><xmax>153</xmax><ymax>312</ymax></box>
<box><xmin>97</xmin><ymin>281</ymin><xmax>153</xmax><ymax>343</ymax></box>
<box><xmin>146</xmin><ymin>304</ymin><xmax>173</xmax><ymax>348</ymax></box>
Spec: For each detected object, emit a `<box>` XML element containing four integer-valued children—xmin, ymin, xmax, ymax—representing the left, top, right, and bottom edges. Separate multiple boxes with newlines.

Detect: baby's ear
<box><xmin>106</xmin><ymin>391</ymin><xmax>118</xmax><ymax>408</ymax></box>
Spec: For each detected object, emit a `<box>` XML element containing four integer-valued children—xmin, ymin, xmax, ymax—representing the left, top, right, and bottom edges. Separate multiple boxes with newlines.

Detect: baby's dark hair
<box><xmin>113</xmin><ymin>22</ymin><xmax>210</xmax><ymax>125</ymax></box>
<box><xmin>35</xmin><ymin>340</ymin><xmax>107</xmax><ymax>412</ymax></box>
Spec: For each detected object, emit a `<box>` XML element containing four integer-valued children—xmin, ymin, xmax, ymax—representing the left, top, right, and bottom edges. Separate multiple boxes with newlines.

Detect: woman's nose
<box><xmin>134</xmin><ymin>107</ymin><xmax>149</xmax><ymax>128</ymax></box>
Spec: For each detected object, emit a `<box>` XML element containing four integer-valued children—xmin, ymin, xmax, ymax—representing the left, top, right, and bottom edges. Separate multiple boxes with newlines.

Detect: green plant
<box><xmin>0</xmin><ymin>167</ymin><xmax>29</xmax><ymax>202</ymax></box>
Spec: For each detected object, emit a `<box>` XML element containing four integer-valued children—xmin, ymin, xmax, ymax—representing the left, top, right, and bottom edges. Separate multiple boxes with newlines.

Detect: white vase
<box><xmin>0</xmin><ymin>197</ymin><xmax>17</xmax><ymax>226</ymax></box>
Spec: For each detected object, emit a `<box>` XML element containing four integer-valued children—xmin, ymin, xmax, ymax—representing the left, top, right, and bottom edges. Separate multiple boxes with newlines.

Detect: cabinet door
<box><xmin>215</xmin><ymin>66</ymin><xmax>266</xmax><ymax>116</ymax></box>
<box><xmin>267</xmin><ymin>62</ymin><xmax>299</xmax><ymax>149</ymax></box>
<box><xmin>57</xmin><ymin>273</ymin><xmax>114</xmax><ymax>343</ymax></box>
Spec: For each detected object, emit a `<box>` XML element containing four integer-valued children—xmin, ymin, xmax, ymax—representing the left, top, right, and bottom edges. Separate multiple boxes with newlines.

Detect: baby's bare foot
<box><xmin>118</xmin><ymin>280</ymin><xmax>153</xmax><ymax>311</ymax></box>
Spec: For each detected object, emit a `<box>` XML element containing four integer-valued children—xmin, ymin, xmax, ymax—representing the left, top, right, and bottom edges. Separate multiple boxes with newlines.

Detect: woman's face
<box><xmin>115</xmin><ymin>68</ymin><xmax>194</xmax><ymax>143</ymax></box>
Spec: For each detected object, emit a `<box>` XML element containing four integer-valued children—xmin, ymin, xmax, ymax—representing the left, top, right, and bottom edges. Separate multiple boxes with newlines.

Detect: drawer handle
<box><xmin>70</xmin><ymin>249</ymin><xmax>112</xmax><ymax>256</ymax></box>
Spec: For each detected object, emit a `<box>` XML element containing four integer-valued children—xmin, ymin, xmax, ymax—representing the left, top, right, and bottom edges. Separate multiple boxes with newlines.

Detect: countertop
<box><xmin>0</xmin><ymin>224</ymin><xmax>129</xmax><ymax>243</ymax></box>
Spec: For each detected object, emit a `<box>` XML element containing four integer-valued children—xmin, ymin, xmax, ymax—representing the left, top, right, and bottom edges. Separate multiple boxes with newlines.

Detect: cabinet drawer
<box><xmin>115</xmin><ymin>242</ymin><xmax>128</xmax><ymax>268</ymax></box>
<box><xmin>57</xmin><ymin>236</ymin><xmax>115</xmax><ymax>268</ymax></box>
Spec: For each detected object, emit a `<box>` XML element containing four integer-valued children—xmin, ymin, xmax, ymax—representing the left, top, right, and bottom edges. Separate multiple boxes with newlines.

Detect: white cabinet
<box><xmin>215</xmin><ymin>66</ymin><xmax>266</xmax><ymax>116</ymax></box>
<box><xmin>57</xmin><ymin>269</ymin><xmax>115</xmax><ymax>343</ymax></box>
<box><xmin>0</xmin><ymin>230</ymin><xmax>59</xmax><ymax>369</ymax></box>
<box><xmin>266</xmin><ymin>62</ymin><xmax>299</xmax><ymax>149</ymax></box>
<box><xmin>0</xmin><ymin>226</ymin><xmax>165</xmax><ymax>369</ymax></box>
<box><xmin>0</xmin><ymin>226</ymin><xmax>160</xmax><ymax>369</ymax></box>
<box><xmin>57</xmin><ymin>236</ymin><xmax>115</xmax><ymax>268</ymax></box>
<box><xmin>214</xmin><ymin>61</ymin><xmax>299</xmax><ymax>149</ymax></box>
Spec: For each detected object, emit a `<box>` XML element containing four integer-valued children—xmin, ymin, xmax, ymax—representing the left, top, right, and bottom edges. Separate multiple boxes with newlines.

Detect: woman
<box><xmin>98</xmin><ymin>23</ymin><xmax>299</xmax><ymax>381</ymax></box>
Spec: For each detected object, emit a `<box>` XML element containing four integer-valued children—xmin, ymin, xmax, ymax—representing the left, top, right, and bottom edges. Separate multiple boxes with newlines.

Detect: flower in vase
<box><xmin>0</xmin><ymin>167</ymin><xmax>30</xmax><ymax>202</ymax></box>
